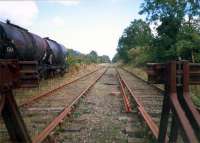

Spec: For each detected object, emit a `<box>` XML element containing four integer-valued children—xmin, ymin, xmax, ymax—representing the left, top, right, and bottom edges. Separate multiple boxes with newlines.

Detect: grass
<box><xmin>14</xmin><ymin>64</ymin><xmax>98</xmax><ymax>105</ymax></box>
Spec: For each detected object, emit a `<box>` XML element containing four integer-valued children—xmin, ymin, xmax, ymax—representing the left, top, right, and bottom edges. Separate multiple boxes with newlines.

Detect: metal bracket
<box><xmin>0</xmin><ymin>59</ymin><xmax>31</xmax><ymax>143</ymax></box>
<box><xmin>147</xmin><ymin>61</ymin><xmax>200</xmax><ymax>143</ymax></box>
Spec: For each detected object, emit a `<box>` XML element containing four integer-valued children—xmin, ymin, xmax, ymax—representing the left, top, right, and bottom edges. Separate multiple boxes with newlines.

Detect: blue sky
<box><xmin>0</xmin><ymin>0</ymin><xmax>144</xmax><ymax>59</ymax></box>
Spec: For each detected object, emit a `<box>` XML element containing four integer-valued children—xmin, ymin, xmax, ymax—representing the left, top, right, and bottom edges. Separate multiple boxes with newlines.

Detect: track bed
<box><xmin>50</xmin><ymin>68</ymin><xmax>151</xmax><ymax>143</ymax></box>
<box><xmin>0</xmin><ymin>66</ymin><xmax>191</xmax><ymax>143</ymax></box>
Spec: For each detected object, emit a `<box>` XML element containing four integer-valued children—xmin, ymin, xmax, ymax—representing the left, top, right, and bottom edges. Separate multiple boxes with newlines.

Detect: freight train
<box><xmin>0</xmin><ymin>20</ymin><xmax>68</xmax><ymax>87</ymax></box>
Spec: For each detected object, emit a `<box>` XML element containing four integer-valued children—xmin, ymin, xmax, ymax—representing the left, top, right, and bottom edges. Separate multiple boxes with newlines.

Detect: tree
<box><xmin>98</xmin><ymin>55</ymin><xmax>111</xmax><ymax>63</ymax></box>
<box><xmin>117</xmin><ymin>19</ymin><xmax>153</xmax><ymax>63</ymax></box>
<box><xmin>112</xmin><ymin>53</ymin><xmax>120</xmax><ymax>63</ymax></box>
<box><xmin>87</xmin><ymin>50</ymin><xmax>98</xmax><ymax>63</ymax></box>
<box><xmin>140</xmin><ymin>0</ymin><xmax>200</xmax><ymax>61</ymax></box>
<box><xmin>176</xmin><ymin>22</ymin><xmax>200</xmax><ymax>62</ymax></box>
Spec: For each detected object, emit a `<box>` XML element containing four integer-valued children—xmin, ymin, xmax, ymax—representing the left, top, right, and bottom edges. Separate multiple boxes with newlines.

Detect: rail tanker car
<box><xmin>0</xmin><ymin>20</ymin><xmax>68</xmax><ymax>87</ymax></box>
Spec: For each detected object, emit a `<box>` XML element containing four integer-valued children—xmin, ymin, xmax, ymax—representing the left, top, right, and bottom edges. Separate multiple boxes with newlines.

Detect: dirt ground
<box><xmin>52</xmin><ymin>68</ymin><xmax>147</xmax><ymax>143</ymax></box>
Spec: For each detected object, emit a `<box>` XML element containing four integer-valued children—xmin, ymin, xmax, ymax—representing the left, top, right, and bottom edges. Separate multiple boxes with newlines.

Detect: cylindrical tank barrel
<box><xmin>0</xmin><ymin>21</ymin><xmax>47</xmax><ymax>61</ymax></box>
<box><xmin>44</xmin><ymin>38</ymin><xmax>67</xmax><ymax>66</ymax></box>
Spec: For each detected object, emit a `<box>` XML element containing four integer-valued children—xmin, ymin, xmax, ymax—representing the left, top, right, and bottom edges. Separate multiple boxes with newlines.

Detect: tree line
<box><xmin>113</xmin><ymin>0</ymin><xmax>200</xmax><ymax>66</ymax></box>
<box><xmin>67</xmin><ymin>49</ymin><xmax>110</xmax><ymax>66</ymax></box>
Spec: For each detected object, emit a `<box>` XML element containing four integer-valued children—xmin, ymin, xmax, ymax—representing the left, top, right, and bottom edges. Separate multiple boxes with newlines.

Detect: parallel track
<box><xmin>32</xmin><ymin>68</ymin><xmax>108</xmax><ymax>143</ymax></box>
<box><xmin>19</xmin><ymin>67</ymin><xmax>103</xmax><ymax>107</ymax></box>
<box><xmin>0</xmin><ymin>67</ymin><xmax>107</xmax><ymax>143</ymax></box>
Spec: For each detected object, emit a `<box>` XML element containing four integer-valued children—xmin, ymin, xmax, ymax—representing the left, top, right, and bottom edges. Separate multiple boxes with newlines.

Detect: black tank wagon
<box><xmin>0</xmin><ymin>20</ymin><xmax>68</xmax><ymax>87</ymax></box>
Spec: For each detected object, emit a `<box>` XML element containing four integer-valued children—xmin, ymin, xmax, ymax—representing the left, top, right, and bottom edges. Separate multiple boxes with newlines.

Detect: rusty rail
<box><xmin>117</xmin><ymin>70</ymin><xmax>131</xmax><ymax>112</ymax></box>
<box><xmin>117</xmin><ymin>69</ymin><xmax>167</xmax><ymax>141</ymax></box>
<box><xmin>20</xmin><ymin>67</ymin><xmax>103</xmax><ymax>107</ymax></box>
<box><xmin>121</xmin><ymin>67</ymin><xmax>163</xmax><ymax>93</ymax></box>
<box><xmin>122</xmin><ymin>67</ymin><xmax>200</xmax><ymax>115</ymax></box>
<box><xmin>32</xmin><ymin>68</ymin><xmax>108</xmax><ymax>143</ymax></box>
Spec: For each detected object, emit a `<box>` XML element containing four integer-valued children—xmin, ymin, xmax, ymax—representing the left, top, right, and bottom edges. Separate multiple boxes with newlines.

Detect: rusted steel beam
<box><xmin>181</xmin><ymin>62</ymin><xmax>200</xmax><ymax>139</ymax></box>
<box><xmin>117</xmin><ymin>72</ymin><xmax>131</xmax><ymax>112</ymax></box>
<box><xmin>147</xmin><ymin>62</ymin><xmax>200</xmax><ymax>85</ymax></box>
<box><xmin>20</xmin><ymin>67</ymin><xmax>102</xmax><ymax>107</ymax></box>
<box><xmin>32</xmin><ymin>68</ymin><xmax>107</xmax><ymax>143</ymax></box>
<box><xmin>157</xmin><ymin>86</ymin><xmax>170</xmax><ymax>143</ymax></box>
<box><xmin>1</xmin><ymin>91</ymin><xmax>32</xmax><ymax>143</ymax></box>
<box><xmin>169</xmin><ymin>114</ymin><xmax>179</xmax><ymax>143</ymax></box>
<box><xmin>168</xmin><ymin>62</ymin><xmax>196</xmax><ymax>142</ymax></box>
<box><xmin>0</xmin><ymin>59</ymin><xmax>31</xmax><ymax>143</ymax></box>
<box><xmin>0</xmin><ymin>94</ymin><xmax>5</xmax><ymax>113</ymax></box>
<box><xmin>153</xmin><ymin>61</ymin><xmax>199</xmax><ymax>143</ymax></box>
<box><xmin>0</xmin><ymin>59</ymin><xmax>20</xmax><ymax>88</ymax></box>
<box><xmin>170</xmin><ymin>87</ymin><xmax>198</xmax><ymax>143</ymax></box>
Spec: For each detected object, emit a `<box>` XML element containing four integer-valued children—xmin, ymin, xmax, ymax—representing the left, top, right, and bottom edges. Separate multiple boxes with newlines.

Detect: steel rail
<box><xmin>117</xmin><ymin>69</ymin><xmax>168</xmax><ymax>142</ymax></box>
<box><xmin>117</xmin><ymin>70</ymin><xmax>131</xmax><ymax>112</ymax></box>
<box><xmin>20</xmin><ymin>67</ymin><xmax>103</xmax><ymax>107</ymax></box>
<box><xmin>32</xmin><ymin>68</ymin><xmax>108</xmax><ymax>143</ymax></box>
<box><xmin>121</xmin><ymin>67</ymin><xmax>200</xmax><ymax>113</ymax></box>
<box><xmin>121</xmin><ymin>67</ymin><xmax>163</xmax><ymax>92</ymax></box>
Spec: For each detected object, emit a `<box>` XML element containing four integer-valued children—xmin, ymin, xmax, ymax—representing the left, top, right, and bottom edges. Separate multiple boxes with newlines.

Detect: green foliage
<box><xmin>117</xmin><ymin>19</ymin><xmax>153</xmax><ymax>63</ymax></box>
<box><xmin>112</xmin><ymin>53</ymin><xmax>120</xmax><ymax>63</ymax></box>
<box><xmin>139</xmin><ymin>0</ymin><xmax>200</xmax><ymax>62</ymax></box>
<box><xmin>128</xmin><ymin>47</ymin><xmax>152</xmax><ymax>66</ymax></box>
<box><xmin>114</xmin><ymin>0</ymin><xmax>200</xmax><ymax>65</ymax></box>
<box><xmin>67</xmin><ymin>49</ymin><xmax>85</xmax><ymax>65</ymax></box>
<box><xmin>140</xmin><ymin>0</ymin><xmax>200</xmax><ymax>22</ymax></box>
<box><xmin>176</xmin><ymin>22</ymin><xmax>200</xmax><ymax>62</ymax></box>
<box><xmin>67</xmin><ymin>49</ymin><xmax>110</xmax><ymax>66</ymax></box>
<box><xmin>98</xmin><ymin>55</ymin><xmax>111</xmax><ymax>63</ymax></box>
<box><xmin>87</xmin><ymin>50</ymin><xmax>98</xmax><ymax>63</ymax></box>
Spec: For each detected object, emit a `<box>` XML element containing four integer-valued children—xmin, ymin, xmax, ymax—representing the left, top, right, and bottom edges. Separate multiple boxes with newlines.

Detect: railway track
<box><xmin>19</xmin><ymin>67</ymin><xmax>103</xmax><ymax>107</ymax></box>
<box><xmin>117</xmin><ymin>68</ymin><xmax>164</xmax><ymax>139</ymax></box>
<box><xmin>0</xmin><ymin>65</ymin><xmax>199</xmax><ymax>142</ymax></box>
<box><xmin>49</xmin><ymin>67</ymin><xmax>152</xmax><ymax>143</ymax></box>
<box><xmin>122</xmin><ymin>67</ymin><xmax>200</xmax><ymax>112</ymax></box>
<box><xmin>0</xmin><ymin>67</ymin><xmax>107</xmax><ymax>143</ymax></box>
<box><xmin>117</xmin><ymin>67</ymin><xmax>200</xmax><ymax>142</ymax></box>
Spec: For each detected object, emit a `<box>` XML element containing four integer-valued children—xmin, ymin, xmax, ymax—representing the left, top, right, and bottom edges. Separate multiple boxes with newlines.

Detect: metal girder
<box><xmin>147</xmin><ymin>62</ymin><xmax>200</xmax><ymax>85</ymax></box>
<box><xmin>0</xmin><ymin>59</ymin><xmax>31</xmax><ymax>143</ymax></box>
<box><xmin>147</xmin><ymin>61</ymin><xmax>200</xmax><ymax>143</ymax></box>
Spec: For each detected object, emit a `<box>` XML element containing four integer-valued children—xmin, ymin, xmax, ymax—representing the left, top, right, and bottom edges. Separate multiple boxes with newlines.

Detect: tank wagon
<box><xmin>0</xmin><ymin>20</ymin><xmax>68</xmax><ymax>87</ymax></box>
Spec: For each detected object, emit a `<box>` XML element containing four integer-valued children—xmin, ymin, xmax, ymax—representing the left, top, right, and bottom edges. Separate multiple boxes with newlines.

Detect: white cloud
<box><xmin>51</xmin><ymin>17</ymin><xmax>65</xmax><ymax>27</ymax></box>
<box><xmin>0</xmin><ymin>1</ymin><xmax>38</xmax><ymax>27</ymax></box>
<box><xmin>50</xmin><ymin>0</ymin><xmax>80</xmax><ymax>6</ymax></box>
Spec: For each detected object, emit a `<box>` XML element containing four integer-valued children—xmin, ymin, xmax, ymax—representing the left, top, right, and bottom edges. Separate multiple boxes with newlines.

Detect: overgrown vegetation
<box><xmin>67</xmin><ymin>49</ymin><xmax>110</xmax><ymax>67</ymax></box>
<box><xmin>113</xmin><ymin>0</ymin><xmax>200</xmax><ymax>107</ymax></box>
<box><xmin>113</xmin><ymin>0</ymin><xmax>200</xmax><ymax>66</ymax></box>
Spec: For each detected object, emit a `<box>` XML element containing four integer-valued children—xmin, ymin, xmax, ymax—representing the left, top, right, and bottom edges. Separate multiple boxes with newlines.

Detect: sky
<box><xmin>0</xmin><ymin>0</ymin><xmax>144</xmax><ymax>59</ymax></box>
